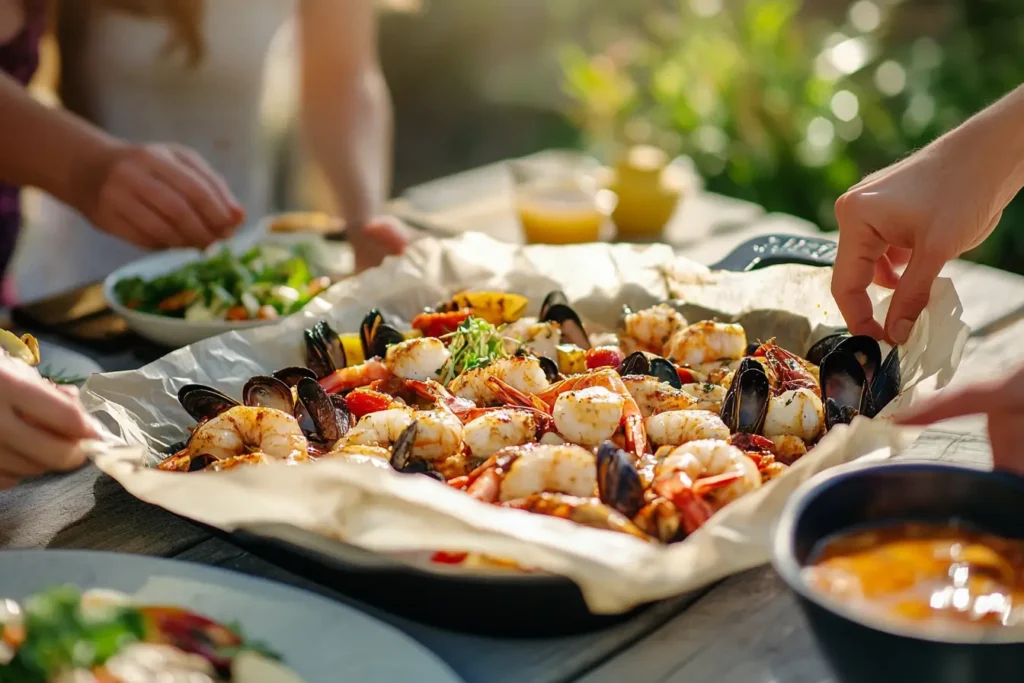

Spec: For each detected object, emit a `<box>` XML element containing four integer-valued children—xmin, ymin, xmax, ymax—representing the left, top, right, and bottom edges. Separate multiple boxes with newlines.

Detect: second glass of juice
<box><xmin>509</xmin><ymin>154</ymin><xmax>609</xmax><ymax>245</ymax></box>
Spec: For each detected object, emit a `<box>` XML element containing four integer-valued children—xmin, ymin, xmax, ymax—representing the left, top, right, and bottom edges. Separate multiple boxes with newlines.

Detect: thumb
<box><xmin>883</xmin><ymin>247</ymin><xmax>945</xmax><ymax>344</ymax></box>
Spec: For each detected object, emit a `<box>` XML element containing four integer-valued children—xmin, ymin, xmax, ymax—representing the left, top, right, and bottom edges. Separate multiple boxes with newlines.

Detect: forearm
<box><xmin>301</xmin><ymin>68</ymin><xmax>392</xmax><ymax>227</ymax></box>
<box><xmin>941</xmin><ymin>83</ymin><xmax>1024</xmax><ymax>210</ymax></box>
<box><xmin>0</xmin><ymin>72</ymin><xmax>117</xmax><ymax>213</ymax></box>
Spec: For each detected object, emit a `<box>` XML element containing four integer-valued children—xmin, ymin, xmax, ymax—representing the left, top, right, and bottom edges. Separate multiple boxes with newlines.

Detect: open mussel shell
<box><xmin>360</xmin><ymin>308</ymin><xmax>405</xmax><ymax>359</ymax></box>
<box><xmin>596</xmin><ymin>441</ymin><xmax>644</xmax><ymax>519</ymax></box>
<box><xmin>539</xmin><ymin>301</ymin><xmax>591</xmax><ymax>350</ymax></box>
<box><xmin>832</xmin><ymin>335</ymin><xmax>882</xmax><ymax>386</ymax></box>
<box><xmin>805</xmin><ymin>333</ymin><xmax>849</xmax><ymax>366</ymax></box>
<box><xmin>539</xmin><ymin>290</ymin><xmax>569</xmax><ymax>320</ymax></box>
<box><xmin>296</xmin><ymin>378</ymin><xmax>350</xmax><ymax>443</ymax></box>
<box><xmin>177</xmin><ymin>384</ymin><xmax>239</xmax><ymax>423</ymax></box>
<box><xmin>617</xmin><ymin>351</ymin><xmax>650</xmax><ymax>377</ymax></box>
<box><xmin>868</xmin><ymin>347</ymin><xmax>901</xmax><ymax>417</ymax></box>
<box><xmin>304</xmin><ymin>320</ymin><xmax>346</xmax><ymax>379</ymax></box>
<box><xmin>720</xmin><ymin>366</ymin><xmax>770</xmax><ymax>434</ymax></box>
<box><xmin>820</xmin><ymin>349</ymin><xmax>871</xmax><ymax>429</ymax></box>
<box><xmin>273</xmin><ymin>366</ymin><xmax>318</xmax><ymax>387</ymax></box>
<box><xmin>389</xmin><ymin>420</ymin><xmax>441</xmax><ymax>479</ymax></box>
<box><xmin>242</xmin><ymin>376</ymin><xmax>295</xmax><ymax>413</ymax></box>
<box><xmin>537</xmin><ymin>355</ymin><xmax>560</xmax><ymax>382</ymax></box>
<box><xmin>649</xmin><ymin>358</ymin><xmax>682</xmax><ymax>389</ymax></box>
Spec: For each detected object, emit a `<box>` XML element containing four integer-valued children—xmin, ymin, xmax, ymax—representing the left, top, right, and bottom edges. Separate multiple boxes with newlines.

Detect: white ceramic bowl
<box><xmin>104</xmin><ymin>224</ymin><xmax>352</xmax><ymax>348</ymax></box>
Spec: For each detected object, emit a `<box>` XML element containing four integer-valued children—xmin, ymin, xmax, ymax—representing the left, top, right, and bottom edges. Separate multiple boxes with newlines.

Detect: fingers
<box><xmin>832</xmin><ymin>196</ymin><xmax>888</xmax><ymax>338</ymax></box>
<box><xmin>883</xmin><ymin>246</ymin><xmax>946</xmax><ymax>344</ymax></box>
<box><xmin>112</xmin><ymin>195</ymin><xmax>185</xmax><ymax>249</ymax></box>
<box><xmin>131</xmin><ymin>172</ymin><xmax>218</xmax><ymax>248</ymax></box>
<box><xmin>0</xmin><ymin>407</ymin><xmax>86</xmax><ymax>473</ymax></box>
<box><xmin>894</xmin><ymin>381</ymin><xmax>1003</xmax><ymax>426</ymax></box>
<box><xmin>170</xmin><ymin>147</ymin><xmax>245</xmax><ymax>228</ymax></box>
<box><xmin>9</xmin><ymin>371</ymin><xmax>98</xmax><ymax>442</ymax></box>
<box><xmin>872</xmin><ymin>253</ymin><xmax>900</xmax><ymax>289</ymax></box>
<box><xmin>989</xmin><ymin>412</ymin><xmax>1024</xmax><ymax>476</ymax></box>
<box><xmin>885</xmin><ymin>246</ymin><xmax>912</xmax><ymax>267</ymax></box>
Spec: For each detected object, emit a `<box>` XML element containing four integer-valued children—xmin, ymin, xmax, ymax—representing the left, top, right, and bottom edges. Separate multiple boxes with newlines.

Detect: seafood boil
<box><xmin>156</xmin><ymin>289</ymin><xmax>902</xmax><ymax>554</ymax></box>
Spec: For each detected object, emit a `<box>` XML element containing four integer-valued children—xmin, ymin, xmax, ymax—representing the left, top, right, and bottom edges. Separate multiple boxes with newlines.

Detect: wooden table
<box><xmin>4</xmin><ymin>161</ymin><xmax>1024</xmax><ymax>683</ymax></box>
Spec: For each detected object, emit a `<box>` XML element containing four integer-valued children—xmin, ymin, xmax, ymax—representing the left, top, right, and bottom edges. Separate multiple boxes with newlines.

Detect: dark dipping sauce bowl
<box><xmin>771</xmin><ymin>462</ymin><xmax>1024</xmax><ymax>683</ymax></box>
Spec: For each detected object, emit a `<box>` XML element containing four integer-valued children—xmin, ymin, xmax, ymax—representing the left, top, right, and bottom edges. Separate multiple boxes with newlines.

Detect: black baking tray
<box><xmin>191</xmin><ymin>233</ymin><xmax>840</xmax><ymax>636</ymax></box>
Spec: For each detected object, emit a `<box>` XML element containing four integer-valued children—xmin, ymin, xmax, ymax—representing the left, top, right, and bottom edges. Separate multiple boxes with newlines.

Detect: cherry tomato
<box><xmin>345</xmin><ymin>388</ymin><xmax>394</xmax><ymax>418</ymax></box>
<box><xmin>411</xmin><ymin>310</ymin><xmax>470</xmax><ymax>337</ymax></box>
<box><xmin>676</xmin><ymin>367</ymin><xmax>695</xmax><ymax>384</ymax></box>
<box><xmin>225</xmin><ymin>305</ymin><xmax>249</xmax><ymax>321</ymax></box>
<box><xmin>431</xmin><ymin>551</ymin><xmax>468</xmax><ymax>565</ymax></box>
<box><xmin>585</xmin><ymin>346</ymin><xmax>624</xmax><ymax>370</ymax></box>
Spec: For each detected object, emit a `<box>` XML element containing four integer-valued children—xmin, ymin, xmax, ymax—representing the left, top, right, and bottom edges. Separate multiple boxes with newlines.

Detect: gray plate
<box><xmin>0</xmin><ymin>550</ymin><xmax>462</xmax><ymax>683</ymax></box>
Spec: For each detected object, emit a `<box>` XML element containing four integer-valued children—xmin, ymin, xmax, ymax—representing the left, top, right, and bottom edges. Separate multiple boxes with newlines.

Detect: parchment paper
<box><xmin>81</xmin><ymin>233</ymin><xmax>970</xmax><ymax>614</ymax></box>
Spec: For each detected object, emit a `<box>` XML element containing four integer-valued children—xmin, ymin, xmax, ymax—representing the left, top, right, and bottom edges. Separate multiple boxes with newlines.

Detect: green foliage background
<box><xmin>557</xmin><ymin>0</ymin><xmax>1024</xmax><ymax>272</ymax></box>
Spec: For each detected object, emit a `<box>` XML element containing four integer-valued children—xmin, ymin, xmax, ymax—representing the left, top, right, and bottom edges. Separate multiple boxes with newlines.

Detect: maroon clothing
<box><xmin>0</xmin><ymin>0</ymin><xmax>46</xmax><ymax>304</ymax></box>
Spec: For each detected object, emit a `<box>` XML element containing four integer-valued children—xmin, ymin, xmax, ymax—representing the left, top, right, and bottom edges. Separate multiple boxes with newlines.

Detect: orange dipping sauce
<box><xmin>514</xmin><ymin>185</ymin><xmax>605</xmax><ymax>245</ymax></box>
<box><xmin>803</xmin><ymin>523</ymin><xmax>1024</xmax><ymax>630</ymax></box>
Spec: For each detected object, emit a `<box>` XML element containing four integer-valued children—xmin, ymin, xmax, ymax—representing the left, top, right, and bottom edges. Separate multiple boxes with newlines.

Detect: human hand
<box><xmin>348</xmin><ymin>215</ymin><xmax>414</xmax><ymax>273</ymax></box>
<box><xmin>0</xmin><ymin>354</ymin><xmax>99</xmax><ymax>489</ymax></box>
<box><xmin>896</xmin><ymin>363</ymin><xmax>1024</xmax><ymax>476</ymax></box>
<box><xmin>85</xmin><ymin>143</ymin><xmax>245</xmax><ymax>250</ymax></box>
<box><xmin>832</xmin><ymin>133</ymin><xmax>1008</xmax><ymax>344</ymax></box>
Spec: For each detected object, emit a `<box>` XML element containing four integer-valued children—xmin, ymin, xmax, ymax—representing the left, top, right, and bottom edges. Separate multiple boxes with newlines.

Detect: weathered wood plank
<box><xmin>175</xmin><ymin>537</ymin><xmax>706</xmax><ymax>683</ymax></box>
<box><xmin>0</xmin><ymin>463</ymin><xmax>207</xmax><ymax>555</ymax></box>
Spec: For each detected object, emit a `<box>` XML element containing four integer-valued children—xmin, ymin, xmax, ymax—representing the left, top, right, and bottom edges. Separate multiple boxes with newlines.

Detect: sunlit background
<box><xmin>26</xmin><ymin>0</ymin><xmax>1024</xmax><ymax>274</ymax></box>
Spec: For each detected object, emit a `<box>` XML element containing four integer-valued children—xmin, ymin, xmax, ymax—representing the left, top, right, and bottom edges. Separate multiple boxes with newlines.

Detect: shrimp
<box><xmin>321</xmin><ymin>444</ymin><xmax>394</xmax><ymax>470</ymax></box>
<box><xmin>621</xmin><ymin>304</ymin><xmax>686</xmax><ymax>355</ymax></box>
<box><xmin>665</xmin><ymin>321</ymin><xmax>747</xmax><ymax>367</ymax></box>
<box><xmin>621</xmin><ymin>375</ymin><xmax>700</xmax><ymax>417</ymax></box>
<box><xmin>463</xmin><ymin>407</ymin><xmax>550</xmax><ymax>458</ymax></box>
<box><xmin>755</xmin><ymin>342</ymin><xmax>820</xmax><ymax>395</ymax></box>
<box><xmin>187</xmin><ymin>406</ymin><xmax>308</xmax><ymax>463</ymax></box>
<box><xmin>320</xmin><ymin>359</ymin><xmax>391</xmax><ymax>394</ymax></box>
<box><xmin>644</xmin><ymin>410</ymin><xmax>730</xmax><ymax>447</ymax></box>
<box><xmin>385</xmin><ymin>337</ymin><xmax>450</xmax><ymax>381</ymax></box>
<box><xmin>465</xmin><ymin>443</ymin><xmax>597</xmax><ymax>503</ymax></box>
<box><xmin>679</xmin><ymin>382</ymin><xmax>727</xmax><ymax>412</ymax></box>
<box><xmin>503</xmin><ymin>319</ymin><xmax>561</xmax><ymax>361</ymax></box>
<box><xmin>448</xmin><ymin>355</ymin><xmax>549</xmax><ymax>406</ymax></box>
<box><xmin>762</xmin><ymin>388</ymin><xmax>824</xmax><ymax>443</ymax></box>
<box><xmin>343</xmin><ymin>407</ymin><xmax>463</xmax><ymax>462</ymax></box>
<box><xmin>494</xmin><ymin>368</ymin><xmax>647</xmax><ymax>462</ymax></box>
<box><xmin>654</xmin><ymin>439</ymin><xmax>762</xmax><ymax>510</ymax></box>
<box><xmin>688</xmin><ymin>359</ymin><xmax>742</xmax><ymax>385</ymax></box>
<box><xmin>769</xmin><ymin>434</ymin><xmax>808</xmax><ymax>465</ymax></box>
<box><xmin>553</xmin><ymin>386</ymin><xmax>626</xmax><ymax>447</ymax></box>
<box><xmin>504</xmin><ymin>493</ymin><xmax>651</xmax><ymax>541</ymax></box>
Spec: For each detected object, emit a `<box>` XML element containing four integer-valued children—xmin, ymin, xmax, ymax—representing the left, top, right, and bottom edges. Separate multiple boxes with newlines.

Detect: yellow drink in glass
<box><xmin>514</xmin><ymin>184</ymin><xmax>604</xmax><ymax>245</ymax></box>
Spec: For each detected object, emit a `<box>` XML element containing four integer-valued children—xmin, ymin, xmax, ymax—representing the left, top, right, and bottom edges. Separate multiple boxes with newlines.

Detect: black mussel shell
<box><xmin>820</xmin><ymin>349</ymin><xmax>872</xmax><ymax>428</ymax></box>
<box><xmin>368</xmin><ymin>323</ymin><xmax>405</xmax><ymax>360</ymax></box>
<box><xmin>304</xmin><ymin>328</ymin><xmax>334</xmax><ymax>379</ymax></box>
<box><xmin>596</xmin><ymin>441</ymin><xmax>645</xmax><ymax>518</ymax></box>
<box><xmin>805</xmin><ymin>333</ymin><xmax>849</xmax><ymax>366</ymax></box>
<box><xmin>833</xmin><ymin>335</ymin><xmax>882</xmax><ymax>387</ymax></box>
<box><xmin>824</xmin><ymin>396</ymin><xmax>860</xmax><ymax>431</ymax></box>
<box><xmin>617</xmin><ymin>351</ymin><xmax>650</xmax><ymax>377</ymax></box>
<box><xmin>539</xmin><ymin>290</ymin><xmax>570</xmax><ymax>320</ymax></box>
<box><xmin>329</xmin><ymin>394</ymin><xmax>352</xmax><ymax>436</ymax></box>
<box><xmin>649</xmin><ymin>357</ymin><xmax>682</xmax><ymax>390</ymax></box>
<box><xmin>296</xmin><ymin>378</ymin><xmax>346</xmax><ymax>443</ymax></box>
<box><xmin>390</xmin><ymin>420</ymin><xmax>419</xmax><ymax>472</ymax></box>
<box><xmin>537</xmin><ymin>355</ymin><xmax>560</xmax><ymax>382</ymax></box>
<box><xmin>868</xmin><ymin>346</ymin><xmax>901</xmax><ymax>417</ymax></box>
<box><xmin>360</xmin><ymin>309</ymin><xmax>386</xmax><ymax>358</ymax></box>
<box><xmin>720</xmin><ymin>367</ymin><xmax>770</xmax><ymax>434</ymax></box>
<box><xmin>745</xmin><ymin>342</ymin><xmax>762</xmax><ymax>357</ymax></box>
<box><xmin>540</xmin><ymin>302</ymin><xmax>591</xmax><ymax>350</ymax></box>
<box><xmin>177</xmin><ymin>384</ymin><xmax>239</xmax><ymax>423</ymax></box>
<box><xmin>187</xmin><ymin>453</ymin><xmax>219</xmax><ymax>472</ymax></box>
<box><xmin>313</xmin><ymin>320</ymin><xmax>346</xmax><ymax>372</ymax></box>
<box><xmin>242</xmin><ymin>376</ymin><xmax>294</xmax><ymax>413</ymax></box>
<box><xmin>397</xmin><ymin>459</ymin><xmax>445</xmax><ymax>481</ymax></box>
<box><xmin>273</xmin><ymin>366</ymin><xmax>318</xmax><ymax>387</ymax></box>
<box><xmin>736</xmin><ymin>356</ymin><xmax>768</xmax><ymax>379</ymax></box>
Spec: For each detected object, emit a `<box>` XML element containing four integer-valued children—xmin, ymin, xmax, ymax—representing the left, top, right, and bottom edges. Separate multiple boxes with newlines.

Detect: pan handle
<box><xmin>708</xmin><ymin>234</ymin><xmax>837</xmax><ymax>272</ymax></box>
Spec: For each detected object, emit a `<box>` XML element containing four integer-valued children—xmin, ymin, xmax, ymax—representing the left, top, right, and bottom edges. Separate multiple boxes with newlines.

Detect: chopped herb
<box><xmin>439</xmin><ymin>316</ymin><xmax>511</xmax><ymax>384</ymax></box>
<box><xmin>38</xmin><ymin>365</ymin><xmax>89</xmax><ymax>386</ymax></box>
<box><xmin>703</xmin><ymin>383</ymin><xmax>714</xmax><ymax>393</ymax></box>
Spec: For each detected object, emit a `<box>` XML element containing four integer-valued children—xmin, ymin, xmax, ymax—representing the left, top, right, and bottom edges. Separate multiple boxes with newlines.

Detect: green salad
<box><xmin>113</xmin><ymin>244</ymin><xmax>332</xmax><ymax>322</ymax></box>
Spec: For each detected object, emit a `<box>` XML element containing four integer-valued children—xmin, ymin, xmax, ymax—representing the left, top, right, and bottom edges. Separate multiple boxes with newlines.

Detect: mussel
<box><xmin>805</xmin><ymin>332</ymin><xmax>849</xmax><ymax>366</ymax></box>
<box><xmin>177</xmin><ymin>384</ymin><xmax>239</xmax><ymax>423</ymax></box>
<box><xmin>273</xmin><ymin>366</ymin><xmax>318</xmax><ymax>387</ymax></box>
<box><xmin>388</xmin><ymin>420</ymin><xmax>444</xmax><ymax>480</ymax></box>
<box><xmin>241</xmin><ymin>376</ymin><xmax>295</xmax><ymax>413</ymax></box>
<box><xmin>304</xmin><ymin>320</ymin><xmax>346</xmax><ymax>379</ymax></box>
<box><xmin>538</xmin><ymin>290</ymin><xmax>590</xmax><ymax>350</ymax></box>
<box><xmin>296</xmin><ymin>378</ymin><xmax>351</xmax><ymax>444</ymax></box>
<box><xmin>820</xmin><ymin>349</ymin><xmax>871</xmax><ymax>430</ymax></box>
<box><xmin>537</xmin><ymin>355</ymin><xmax>560</xmax><ymax>382</ymax></box>
<box><xmin>596</xmin><ymin>441</ymin><xmax>645</xmax><ymax>519</ymax></box>
<box><xmin>720</xmin><ymin>358</ymin><xmax>770</xmax><ymax>434</ymax></box>
<box><xmin>616</xmin><ymin>352</ymin><xmax>683</xmax><ymax>390</ymax></box>
<box><xmin>360</xmin><ymin>309</ymin><xmax>405</xmax><ymax>360</ymax></box>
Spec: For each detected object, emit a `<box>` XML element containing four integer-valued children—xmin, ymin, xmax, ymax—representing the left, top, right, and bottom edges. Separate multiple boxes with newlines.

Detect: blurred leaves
<box><xmin>557</xmin><ymin>0</ymin><xmax>1024</xmax><ymax>274</ymax></box>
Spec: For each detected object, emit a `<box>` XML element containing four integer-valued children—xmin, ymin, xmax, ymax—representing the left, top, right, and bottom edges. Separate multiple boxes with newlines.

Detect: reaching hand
<box><xmin>0</xmin><ymin>354</ymin><xmax>98</xmax><ymax>489</ymax></box>
<box><xmin>896</xmin><ymin>363</ymin><xmax>1024</xmax><ymax>476</ymax></box>
<box><xmin>87</xmin><ymin>143</ymin><xmax>245</xmax><ymax>250</ymax></box>
<box><xmin>348</xmin><ymin>215</ymin><xmax>414</xmax><ymax>273</ymax></box>
<box><xmin>832</xmin><ymin>139</ymin><xmax>1005</xmax><ymax>344</ymax></box>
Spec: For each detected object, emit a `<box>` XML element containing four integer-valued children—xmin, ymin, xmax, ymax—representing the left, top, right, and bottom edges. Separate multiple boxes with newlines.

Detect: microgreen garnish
<box><xmin>439</xmin><ymin>316</ymin><xmax>511</xmax><ymax>384</ymax></box>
